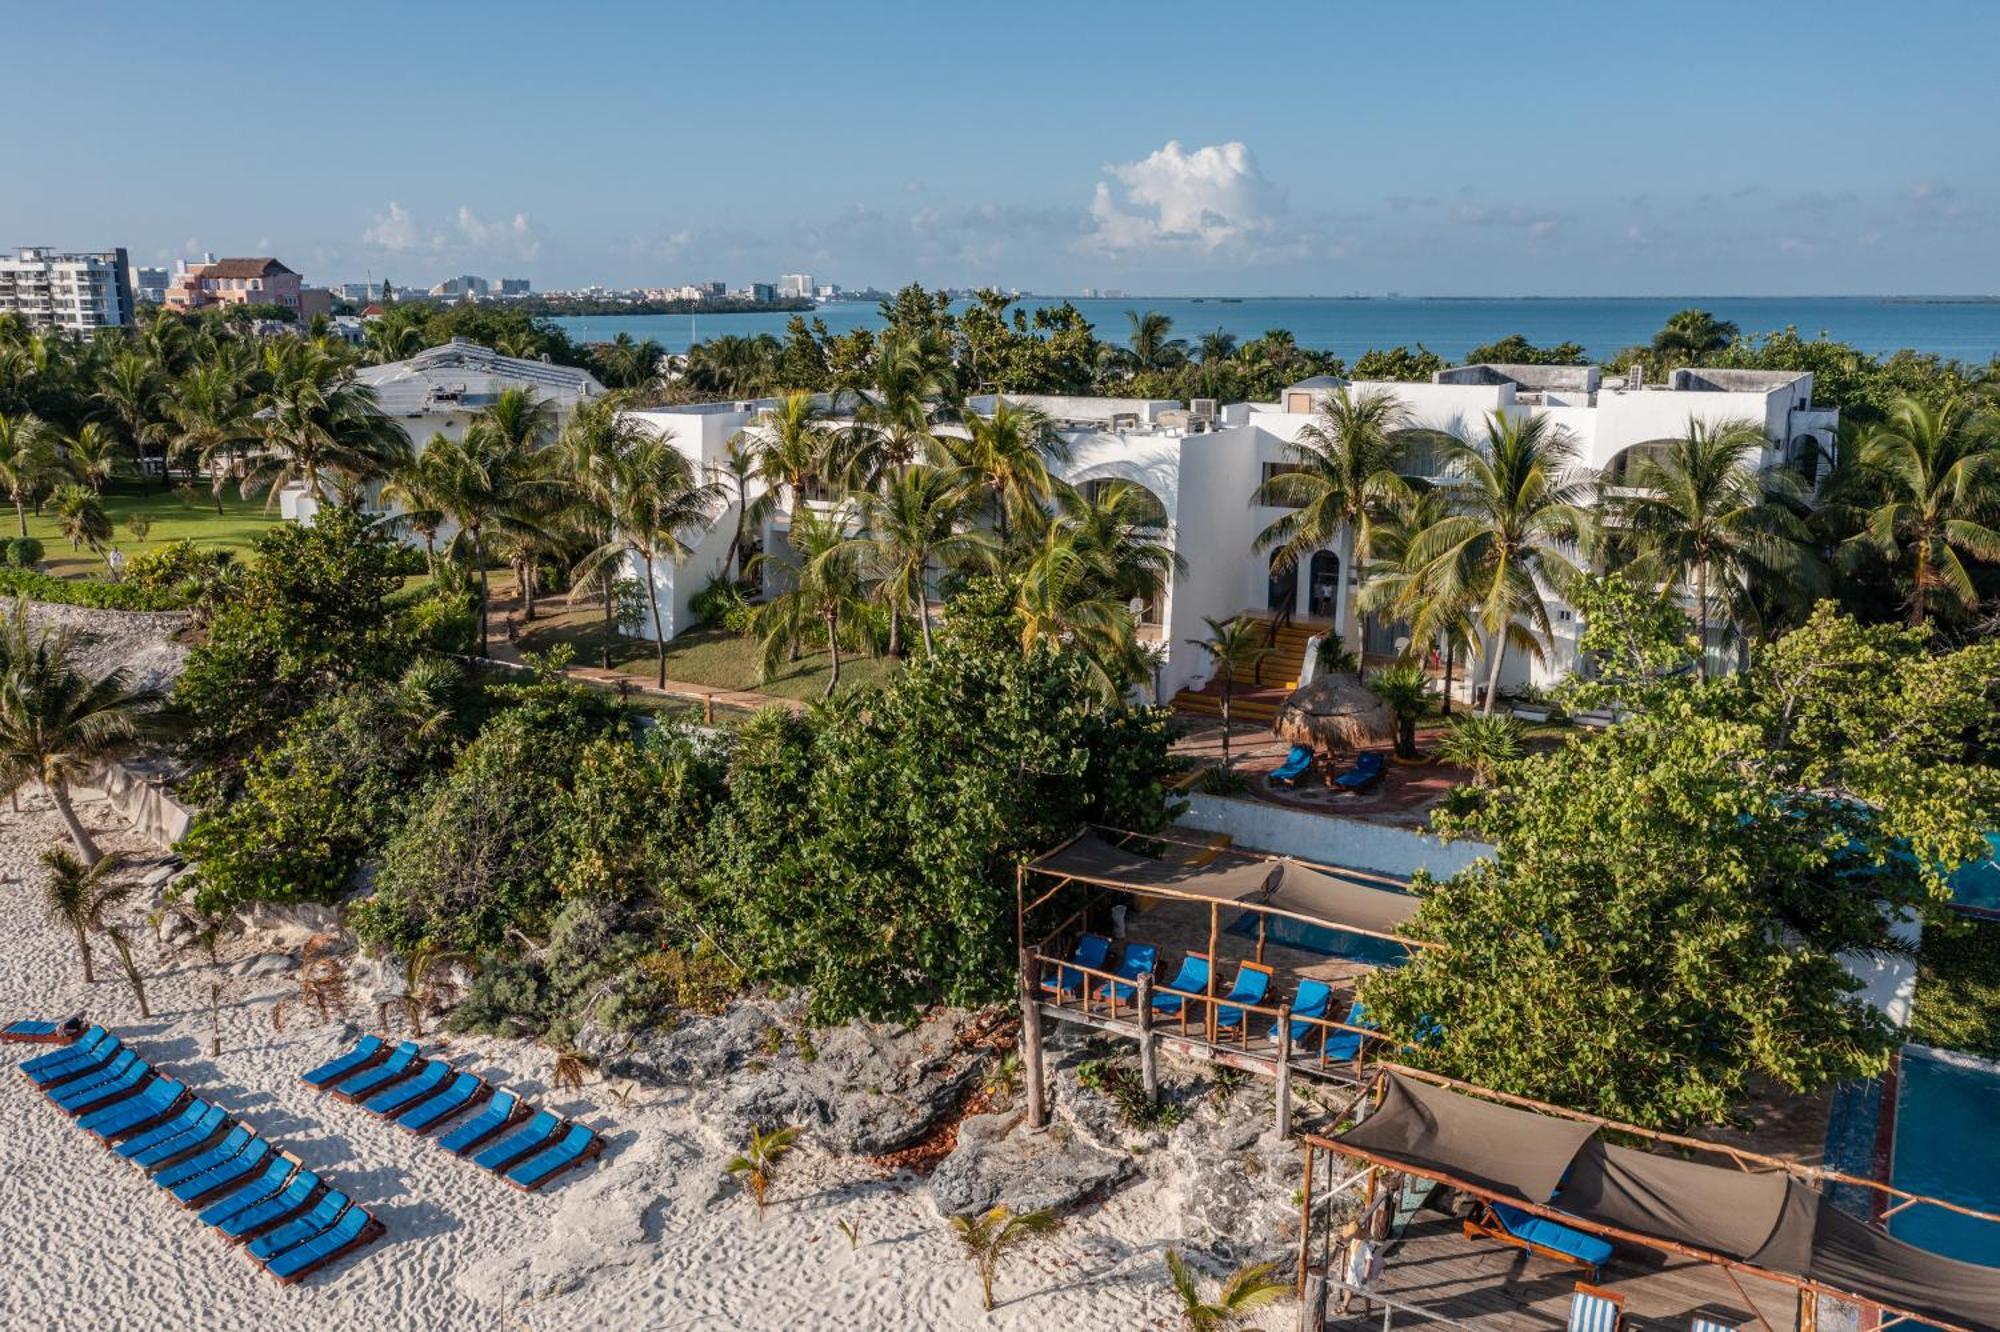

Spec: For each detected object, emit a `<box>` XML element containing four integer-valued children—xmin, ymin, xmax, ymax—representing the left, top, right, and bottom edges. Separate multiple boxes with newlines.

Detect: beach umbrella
<box><xmin>1271</xmin><ymin>673</ymin><xmax>1396</xmax><ymax>751</ymax></box>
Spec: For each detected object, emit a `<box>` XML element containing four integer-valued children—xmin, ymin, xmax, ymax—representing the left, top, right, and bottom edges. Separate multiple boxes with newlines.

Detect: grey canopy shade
<box><xmin>1810</xmin><ymin>1199</ymin><xmax>2000</xmax><ymax>1332</ymax></box>
<box><xmin>1031</xmin><ymin>836</ymin><xmax>1418</xmax><ymax>940</ymax></box>
<box><xmin>1330</xmin><ymin>1071</ymin><xmax>2000</xmax><ymax>1332</ymax></box>
<box><xmin>1335</xmin><ymin>1071</ymin><xmax>1597</xmax><ymax>1203</ymax></box>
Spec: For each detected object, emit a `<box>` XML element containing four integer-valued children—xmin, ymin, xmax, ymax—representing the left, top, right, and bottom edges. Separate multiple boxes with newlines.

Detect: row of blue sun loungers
<box><xmin>302</xmin><ymin>1035</ymin><xmax>604</xmax><ymax>1191</ymax></box>
<box><xmin>1040</xmin><ymin>935</ymin><xmax>1377</xmax><ymax>1058</ymax></box>
<box><xmin>18</xmin><ymin>1024</ymin><xmax>384</xmax><ymax>1284</ymax></box>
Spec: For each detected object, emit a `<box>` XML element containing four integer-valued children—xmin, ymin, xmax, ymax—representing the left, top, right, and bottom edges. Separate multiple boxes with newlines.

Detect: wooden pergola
<box><xmin>1014</xmin><ymin>826</ymin><xmax>1433</xmax><ymax>1138</ymax></box>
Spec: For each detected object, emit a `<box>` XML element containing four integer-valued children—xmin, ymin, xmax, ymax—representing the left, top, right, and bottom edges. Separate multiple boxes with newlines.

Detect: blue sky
<box><xmin>9</xmin><ymin>1</ymin><xmax>1999</xmax><ymax>295</ymax></box>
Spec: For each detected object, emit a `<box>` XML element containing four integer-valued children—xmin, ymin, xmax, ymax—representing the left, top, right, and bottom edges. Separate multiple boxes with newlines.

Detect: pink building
<box><xmin>165</xmin><ymin>257</ymin><xmax>331</xmax><ymax>319</ymax></box>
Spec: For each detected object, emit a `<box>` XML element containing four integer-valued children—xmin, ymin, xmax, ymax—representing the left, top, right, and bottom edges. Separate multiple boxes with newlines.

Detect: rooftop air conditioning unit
<box><xmin>1110</xmin><ymin>412</ymin><xmax>1139</xmax><ymax>430</ymax></box>
<box><xmin>1189</xmin><ymin>398</ymin><xmax>1218</xmax><ymax>420</ymax></box>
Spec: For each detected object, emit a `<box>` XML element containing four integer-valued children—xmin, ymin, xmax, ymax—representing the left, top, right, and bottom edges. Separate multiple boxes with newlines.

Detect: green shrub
<box><xmin>406</xmin><ymin>587</ymin><xmax>478</xmax><ymax>654</ymax></box>
<box><xmin>5</xmin><ymin>536</ymin><xmax>44</xmax><ymax>568</ymax></box>
<box><xmin>692</xmin><ymin>576</ymin><xmax>755</xmax><ymax>632</ymax></box>
<box><xmin>444</xmin><ymin>955</ymin><xmax>552</xmax><ymax>1038</ymax></box>
<box><xmin>0</xmin><ymin>565</ymin><xmax>182</xmax><ymax>610</ymax></box>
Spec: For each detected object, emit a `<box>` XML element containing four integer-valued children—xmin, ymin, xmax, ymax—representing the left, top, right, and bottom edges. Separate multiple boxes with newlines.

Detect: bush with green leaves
<box><xmin>179</xmin><ymin>660</ymin><xmax>465</xmax><ymax>914</ymax></box>
<box><xmin>5</xmin><ymin>536</ymin><xmax>44</xmax><ymax>568</ymax></box>
<box><xmin>0</xmin><ymin>565</ymin><xmax>181</xmax><ymax>610</ymax></box>
<box><xmin>352</xmin><ymin>678</ymin><xmax>623</xmax><ymax>955</ymax></box>
<box><xmin>172</xmin><ymin>507</ymin><xmax>417</xmax><ymax>766</ymax></box>
<box><xmin>706</xmin><ymin>583</ymin><xmax>1178</xmax><ymax>1023</ymax></box>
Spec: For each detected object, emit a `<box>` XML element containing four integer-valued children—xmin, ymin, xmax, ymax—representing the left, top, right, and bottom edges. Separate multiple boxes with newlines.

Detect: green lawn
<box><xmin>516</xmin><ymin>616</ymin><xmax>903</xmax><ymax>702</ymax></box>
<box><xmin>14</xmin><ymin>484</ymin><xmax>283</xmax><ymax>579</ymax></box>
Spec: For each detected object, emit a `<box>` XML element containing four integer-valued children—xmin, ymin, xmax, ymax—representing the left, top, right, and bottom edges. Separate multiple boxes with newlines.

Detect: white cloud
<box><xmin>360</xmin><ymin>202</ymin><xmax>542</xmax><ymax>265</ymax></box>
<box><xmin>454</xmin><ymin>206</ymin><xmax>541</xmax><ymax>262</ymax></box>
<box><xmin>1082</xmin><ymin>140</ymin><xmax>1282</xmax><ymax>256</ymax></box>
<box><xmin>361</xmin><ymin>201</ymin><xmax>434</xmax><ymax>253</ymax></box>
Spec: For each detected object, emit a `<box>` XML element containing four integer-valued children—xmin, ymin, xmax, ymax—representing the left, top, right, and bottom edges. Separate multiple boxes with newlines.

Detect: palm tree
<box><xmin>849</xmin><ymin>332</ymin><xmax>951</xmax><ymax>487</ymax></box>
<box><xmin>62</xmin><ymin>422</ymin><xmax>124</xmax><ymax>493</ymax></box>
<box><xmin>246</xmin><ymin>351</ymin><xmax>410</xmax><ymax>505</ymax></box>
<box><xmin>1435</xmin><ymin>712</ymin><xmax>1521</xmax><ymax>787</ymax></box>
<box><xmin>1123</xmin><ymin>309</ymin><xmax>1188</xmax><ymax>373</ymax></box>
<box><xmin>0</xmin><ymin>604</ymin><xmax>163</xmax><ymax>863</ymax></box>
<box><xmin>1253</xmin><ymin>388</ymin><xmax>1412</xmax><ymax>657</ymax></box>
<box><xmin>1614</xmin><ymin>416</ymin><xmax>1818</xmax><ymax>674</ymax></box>
<box><xmin>1409</xmin><ymin>414</ymin><xmax>1595</xmax><ymax>713</ymax></box>
<box><xmin>1055</xmin><ymin>480</ymin><xmax>1184</xmax><ymax>613</ymax></box>
<box><xmin>1356</xmin><ymin>486</ymin><xmax>1476</xmax><ymax>714</ymax></box>
<box><xmin>1651</xmin><ymin>308</ymin><xmax>1738</xmax><ymax>365</ymax></box>
<box><xmin>1838</xmin><ymin>396</ymin><xmax>2000</xmax><ymax>627</ymax></box>
<box><xmin>572</xmin><ymin>431</ymin><xmax>724</xmax><ymax>690</ymax></box>
<box><xmin>749</xmin><ymin>505</ymin><xmax>874</xmax><ymax>698</ymax></box>
<box><xmin>1164</xmin><ymin>1250</ymin><xmax>1290</xmax><ymax>1331</ymax></box>
<box><xmin>1013</xmin><ymin>523</ymin><xmax>1143</xmax><ymax>703</ymax></box>
<box><xmin>379</xmin><ymin>448</ymin><xmax>452</xmax><ymax>575</ymax></box>
<box><xmin>950</xmin><ymin>1205</ymin><xmax>1061</xmax><ymax>1312</ymax></box>
<box><xmin>466</xmin><ymin>389</ymin><xmax>559</xmax><ymax>616</ymax></box>
<box><xmin>1369</xmin><ymin>660</ymin><xmax>1431</xmax><ymax>760</ymax></box>
<box><xmin>749</xmin><ymin>391</ymin><xmax>838</xmax><ymax>514</ymax></box>
<box><xmin>40</xmin><ymin>845</ymin><xmax>129</xmax><ymax>987</ymax></box>
<box><xmin>93</xmin><ymin>352</ymin><xmax>166</xmax><ymax>492</ymax></box>
<box><xmin>1185</xmin><ymin>615</ymin><xmax>1272</xmax><ymax>768</ymax></box>
<box><xmin>426</xmin><ymin>421</ymin><xmax>560</xmax><ymax>657</ymax></box>
<box><xmin>162</xmin><ymin>362</ymin><xmax>256</xmax><ymax>511</ymax></box>
<box><xmin>50</xmin><ymin>484</ymin><xmax>111</xmax><ymax>559</ymax></box>
<box><xmin>711</xmin><ymin>436</ymin><xmax>770</xmax><ymax>584</ymax></box>
<box><xmin>365</xmin><ymin>319</ymin><xmax>426</xmax><ymax>365</ymax></box>
<box><xmin>0</xmin><ymin>411</ymin><xmax>56</xmax><ymax>536</ymax></box>
<box><xmin>951</xmin><ymin>397</ymin><xmax>1068</xmax><ymax>541</ymax></box>
<box><xmin>836</xmin><ymin>465</ymin><xmax>995</xmax><ymax>657</ymax></box>
<box><xmin>1198</xmin><ymin>329</ymin><xmax>1238</xmax><ymax>365</ymax></box>
<box><xmin>595</xmin><ymin>333</ymin><xmax>665</xmax><ymax>391</ymax></box>
<box><xmin>724</xmin><ymin>1124</ymin><xmax>801</xmax><ymax>1217</ymax></box>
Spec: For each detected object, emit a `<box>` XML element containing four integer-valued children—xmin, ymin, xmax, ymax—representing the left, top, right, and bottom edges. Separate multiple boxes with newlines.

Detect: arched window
<box><xmin>1308</xmin><ymin>550</ymin><xmax>1341</xmax><ymax>619</ymax></box>
<box><xmin>1268</xmin><ymin>550</ymin><xmax>1300</xmax><ymax>615</ymax></box>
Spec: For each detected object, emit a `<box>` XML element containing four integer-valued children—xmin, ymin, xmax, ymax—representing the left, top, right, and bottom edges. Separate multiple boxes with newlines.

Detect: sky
<box><xmin>8</xmin><ymin>0</ymin><xmax>2000</xmax><ymax>297</ymax></box>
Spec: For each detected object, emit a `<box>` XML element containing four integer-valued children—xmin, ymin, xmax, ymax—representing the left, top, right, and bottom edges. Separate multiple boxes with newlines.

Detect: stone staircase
<box><xmin>1171</xmin><ymin>618</ymin><xmax>1319</xmax><ymax>724</ymax></box>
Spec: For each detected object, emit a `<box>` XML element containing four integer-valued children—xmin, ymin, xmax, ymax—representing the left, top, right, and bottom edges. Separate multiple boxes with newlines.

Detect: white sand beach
<box><xmin>0</xmin><ymin>786</ymin><xmax>1293</xmax><ymax>1331</ymax></box>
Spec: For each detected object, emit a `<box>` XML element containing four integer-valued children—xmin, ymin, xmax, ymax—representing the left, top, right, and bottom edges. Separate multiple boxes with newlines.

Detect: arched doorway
<box><xmin>1267</xmin><ymin>551</ymin><xmax>1299</xmax><ymax>615</ymax></box>
<box><xmin>1308</xmin><ymin>550</ymin><xmax>1341</xmax><ymax>620</ymax></box>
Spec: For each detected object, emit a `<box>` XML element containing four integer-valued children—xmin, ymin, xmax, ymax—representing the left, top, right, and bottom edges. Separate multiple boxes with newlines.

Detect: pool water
<box><xmin>1227</xmin><ymin>910</ymin><xmax>1414</xmax><ymax>967</ymax></box>
<box><xmin>1889</xmin><ymin>1045</ymin><xmax>2000</xmax><ymax>1265</ymax></box>
<box><xmin>1949</xmin><ymin>833</ymin><xmax>2000</xmax><ymax>915</ymax></box>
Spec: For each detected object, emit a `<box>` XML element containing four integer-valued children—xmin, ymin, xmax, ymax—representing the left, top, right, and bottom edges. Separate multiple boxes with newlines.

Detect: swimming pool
<box><xmin>1949</xmin><ymin>833</ymin><xmax>2000</xmax><ymax>915</ymax></box>
<box><xmin>1227</xmin><ymin>910</ymin><xmax>1414</xmax><ymax>967</ymax></box>
<box><xmin>1887</xmin><ymin>1045</ymin><xmax>2000</xmax><ymax>1265</ymax></box>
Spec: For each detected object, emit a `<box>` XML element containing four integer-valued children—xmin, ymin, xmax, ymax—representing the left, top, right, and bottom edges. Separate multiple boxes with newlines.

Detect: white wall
<box><xmin>1175</xmin><ymin>792</ymin><xmax>1493</xmax><ymax>881</ymax></box>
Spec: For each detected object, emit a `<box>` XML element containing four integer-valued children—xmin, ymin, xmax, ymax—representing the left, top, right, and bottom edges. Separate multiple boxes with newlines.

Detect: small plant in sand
<box><xmin>836</xmin><ymin>1217</ymin><xmax>860</xmax><ymax>1251</ymax></box>
<box><xmin>550</xmin><ymin>1043</ymin><xmax>592</xmax><ymax>1094</ymax></box>
<box><xmin>981</xmin><ymin>1051</ymin><xmax>1023</xmax><ymax>1105</ymax></box>
<box><xmin>97</xmin><ymin>920</ymin><xmax>151</xmax><ymax>1017</ymax></box>
<box><xmin>381</xmin><ymin>945</ymin><xmax>471</xmax><ymax>1036</ymax></box>
<box><xmin>1164</xmin><ymin>1250</ymin><xmax>1290</xmax><ymax>1331</ymax></box>
<box><xmin>725</xmin><ymin>1124</ymin><xmax>802</xmax><ymax>1218</ymax></box>
<box><xmin>950</xmin><ymin>1204</ymin><xmax>1060</xmax><ymax>1312</ymax></box>
<box><xmin>273</xmin><ymin>934</ymin><xmax>352</xmax><ymax>1032</ymax></box>
<box><xmin>38</xmin><ymin>845</ymin><xmax>131</xmax><ymax>987</ymax></box>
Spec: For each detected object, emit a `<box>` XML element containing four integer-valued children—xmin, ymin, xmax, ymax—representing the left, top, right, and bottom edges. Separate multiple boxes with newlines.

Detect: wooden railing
<box><xmin>1028</xmin><ymin>946</ymin><xmax>1391</xmax><ymax>1075</ymax></box>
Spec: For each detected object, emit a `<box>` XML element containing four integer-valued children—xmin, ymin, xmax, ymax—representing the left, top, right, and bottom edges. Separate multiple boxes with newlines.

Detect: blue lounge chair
<box><xmin>153</xmin><ymin>1124</ymin><xmax>255</xmax><ymax>1191</ymax></box>
<box><xmin>121</xmin><ymin>1102</ymin><xmax>227</xmax><ymax>1169</ymax></box>
<box><xmin>1149</xmin><ymin>953</ymin><xmax>1211</xmax><ymax>1018</ymax></box>
<box><xmin>22</xmin><ymin>1027</ymin><xmax>116</xmax><ymax>1087</ymax></box>
<box><xmin>1321</xmin><ymin>1000</ymin><xmax>1375</xmax><ymax>1062</ymax></box>
<box><xmin>1092</xmin><ymin>943</ymin><xmax>1158</xmax><ymax>1007</ymax></box>
<box><xmin>503</xmin><ymin>1123</ymin><xmax>604</xmax><ymax>1191</ymax></box>
<box><xmin>247</xmin><ymin>1191</ymin><xmax>349</xmax><ymax>1263</ymax></box>
<box><xmin>1268</xmin><ymin>979</ymin><xmax>1334</xmax><ymax>1043</ymax></box>
<box><xmin>361</xmin><ymin>1058</ymin><xmax>450</xmax><ymax>1117</ymax></box>
<box><xmin>1471</xmin><ymin>1201</ymin><xmax>1614</xmax><ymax>1278</ymax></box>
<box><xmin>217</xmin><ymin>1170</ymin><xmax>322</xmax><ymax>1242</ymax></box>
<box><xmin>472</xmin><ymin>1110</ymin><xmax>562</xmax><ymax>1172</ymax></box>
<box><xmin>2</xmin><ymin>1018</ymin><xmax>71</xmax><ymax>1043</ymax></box>
<box><xmin>1332</xmin><ymin>750</ymin><xmax>1387</xmax><ymax>794</ymax></box>
<box><xmin>197</xmin><ymin>1157</ymin><xmax>296</xmax><ymax>1227</ymax></box>
<box><xmin>329</xmin><ymin>1041</ymin><xmax>421</xmax><ymax>1102</ymax></box>
<box><xmin>437</xmin><ymin>1088</ymin><xmax>520</xmax><ymax>1156</ymax></box>
<box><xmin>300</xmin><ymin>1034</ymin><xmax>386</xmax><ymax>1089</ymax></box>
<box><xmin>1211</xmin><ymin>962</ymin><xmax>1273</xmax><ymax>1034</ymax></box>
<box><xmin>396</xmin><ymin>1072</ymin><xmax>488</xmax><ymax>1135</ymax></box>
<box><xmin>1568</xmin><ymin>1283</ymin><xmax>1625</xmax><ymax>1332</ymax></box>
<box><xmin>264</xmin><ymin>1203</ymin><xmax>384</xmax><ymax>1284</ymax></box>
<box><xmin>1040</xmin><ymin>933</ymin><xmax>1111</xmax><ymax>1001</ymax></box>
<box><xmin>169</xmin><ymin>1135</ymin><xmax>273</xmax><ymax>1206</ymax></box>
<box><xmin>79</xmin><ymin>1077</ymin><xmax>186</xmax><ymax>1141</ymax></box>
<box><xmin>1269</xmin><ymin>744</ymin><xmax>1314</xmax><ymax>788</ymax></box>
<box><xmin>49</xmin><ymin>1052</ymin><xmax>149</xmax><ymax>1115</ymax></box>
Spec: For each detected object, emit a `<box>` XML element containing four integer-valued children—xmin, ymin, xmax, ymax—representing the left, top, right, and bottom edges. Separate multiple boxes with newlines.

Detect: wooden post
<box><xmin>1137</xmin><ymin>973</ymin><xmax>1159</xmax><ymax>1105</ymax></box>
<box><xmin>1205</xmin><ymin>900</ymin><xmax>1220</xmax><ymax>1042</ymax></box>
<box><xmin>1018</xmin><ymin>947</ymin><xmax>1048</xmax><ymax>1130</ymax></box>
<box><xmin>1296</xmin><ymin>1137</ymin><xmax>1317</xmax><ymax>1296</ymax></box>
<box><xmin>704</xmin><ymin>694</ymin><xmax>715</xmax><ymax>726</ymax></box>
<box><xmin>1255</xmin><ymin>912</ymin><xmax>1267</xmax><ymax>964</ymax></box>
<box><xmin>1274</xmin><ymin>1003</ymin><xmax>1293</xmax><ymax>1140</ymax></box>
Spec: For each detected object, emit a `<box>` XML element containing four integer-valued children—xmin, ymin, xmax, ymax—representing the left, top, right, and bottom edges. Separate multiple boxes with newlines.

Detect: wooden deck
<box><xmin>1323</xmin><ymin>1211</ymin><xmax>1799</xmax><ymax>1332</ymax></box>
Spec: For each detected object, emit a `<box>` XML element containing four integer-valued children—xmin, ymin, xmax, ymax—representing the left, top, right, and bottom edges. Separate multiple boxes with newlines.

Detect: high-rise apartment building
<box><xmin>0</xmin><ymin>247</ymin><xmax>135</xmax><ymax>333</ymax></box>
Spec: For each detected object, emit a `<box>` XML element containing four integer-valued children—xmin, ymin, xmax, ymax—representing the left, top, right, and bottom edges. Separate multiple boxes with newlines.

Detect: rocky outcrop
<box><xmin>929</xmin><ymin>1109</ymin><xmax>1132</xmax><ymax>1217</ymax></box>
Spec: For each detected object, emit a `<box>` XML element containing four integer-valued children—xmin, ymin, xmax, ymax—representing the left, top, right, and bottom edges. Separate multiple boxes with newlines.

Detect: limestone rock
<box><xmin>929</xmin><ymin>1111</ymin><xmax>1132</xmax><ymax>1217</ymax></box>
<box><xmin>1163</xmin><ymin>1079</ymin><xmax>1303</xmax><ymax>1264</ymax></box>
<box><xmin>229</xmin><ymin>952</ymin><xmax>298</xmax><ymax>978</ymax></box>
<box><xmin>579</xmin><ymin>1002</ymin><xmax>778</xmax><ymax>1086</ymax></box>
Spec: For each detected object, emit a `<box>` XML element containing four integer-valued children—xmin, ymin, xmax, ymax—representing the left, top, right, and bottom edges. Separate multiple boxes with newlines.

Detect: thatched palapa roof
<box><xmin>1271</xmin><ymin>672</ymin><xmax>1396</xmax><ymax>750</ymax></box>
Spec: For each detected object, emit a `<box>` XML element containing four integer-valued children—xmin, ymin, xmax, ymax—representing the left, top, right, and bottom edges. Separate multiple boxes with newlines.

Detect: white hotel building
<box><xmin>0</xmin><ymin>246</ymin><xmax>136</xmax><ymax>334</ymax></box>
<box><xmin>623</xmin><ymin>363</ymin><xmax>1837</xmax><ymax>704</ymax></box>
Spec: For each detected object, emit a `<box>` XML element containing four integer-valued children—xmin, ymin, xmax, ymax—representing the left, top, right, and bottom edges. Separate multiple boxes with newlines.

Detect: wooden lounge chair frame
<box><xmin>503</xmin><ymin>1129</ymin><xmax>608</xmax><ymax>1193</ymax></box>
<box><xmin>1463</xmin><ymin>1201</ymin><xmax>1606</xmax><ymax>1280</ymax></box>
<box><xmin>1571</xmin><ymin>1282</ymin><xmax>1626</xmax><ymax>1332</ymax></box>
<box><xmin>270</xmin><ymin>1213</ymin><xmax>387</xmax><ymax>1285</ymax></box>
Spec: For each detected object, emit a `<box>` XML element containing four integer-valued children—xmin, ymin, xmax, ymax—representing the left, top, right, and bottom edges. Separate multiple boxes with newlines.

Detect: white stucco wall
<box><xmin>1175</xmin><ymin>792</ymin><xmax>1493</xmax><ymax>881</ymax></box>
